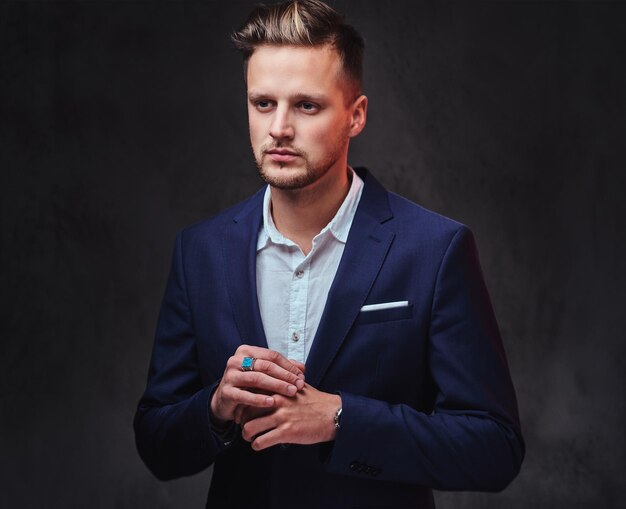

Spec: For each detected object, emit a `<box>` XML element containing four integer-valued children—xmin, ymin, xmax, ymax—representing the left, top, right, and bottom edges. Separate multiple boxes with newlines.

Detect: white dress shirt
<box><xmin>256</xmin><ymin>169</ymin><xmax>364</xmax><ymax>364</ymax></box>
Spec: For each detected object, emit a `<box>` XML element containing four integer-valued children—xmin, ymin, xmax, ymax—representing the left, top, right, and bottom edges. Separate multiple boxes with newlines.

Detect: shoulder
<box><xmin>177</xmin><ymin>186</ymin><xmax>265</xmax><ymax>243</ymax></box>
<box><xmin>386</xmin><ymin>192</ymin><xmax>475</xmax><ymax>265</ymax></box>
<box><xmin>388</xmin><ymin>191</ymin><xmax>463</xmax><ymax>233</ymax></box>
<box><xmin>358</xmin><ymin>167</ymin><xmax>468</xmax><ymax>244</ymax></box>
<box><xmin>389</xmin><ymin>190</ymin><xmax>480</xmax><ymax>260</ymax></box>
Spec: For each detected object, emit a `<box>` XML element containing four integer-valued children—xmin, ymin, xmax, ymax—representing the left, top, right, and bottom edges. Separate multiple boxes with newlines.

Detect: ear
<box><xmin>348</xmin><ymin>95</ymin><xmax>368</xmax><ymax>138</ymax></box>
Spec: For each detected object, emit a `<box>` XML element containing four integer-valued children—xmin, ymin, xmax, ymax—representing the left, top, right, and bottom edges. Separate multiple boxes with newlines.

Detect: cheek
<box><xmin>248</xmin><ymin>117</ymin><xmax>265</xmax><ymax>148</ymax></box>
<box><xmin>311</xmin><ymin>120</ymin><xmax>348</xmax><ymax>152</ymax></box>
<box><xmin>304</xmin><ymin>121</ymin><xmax>339</xmax><ymax>147</ymax></box>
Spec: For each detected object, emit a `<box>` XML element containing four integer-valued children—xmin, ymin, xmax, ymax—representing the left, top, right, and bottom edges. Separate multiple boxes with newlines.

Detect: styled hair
<box><xmin>232</xmin><ymin>0</ymin><xmax>364</xmax><ymax>98</ymax></box>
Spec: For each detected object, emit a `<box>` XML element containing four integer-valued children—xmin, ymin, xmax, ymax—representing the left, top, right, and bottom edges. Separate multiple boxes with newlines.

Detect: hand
<box><xmin>240</xmin><ymin>383</ymin><xmax>341</xmax><ymax>451</ymax></box>
<box><xmin>210</xmin><ymin>345</ymin><xmax>305</xmax><ymax>425</ymax></box>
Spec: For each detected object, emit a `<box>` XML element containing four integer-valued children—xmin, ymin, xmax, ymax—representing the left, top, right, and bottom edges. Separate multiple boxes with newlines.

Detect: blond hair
<box><xmin>232</xmin><ymin>0</ymin><xmax>364</xmax><ymax>97</ymax></box>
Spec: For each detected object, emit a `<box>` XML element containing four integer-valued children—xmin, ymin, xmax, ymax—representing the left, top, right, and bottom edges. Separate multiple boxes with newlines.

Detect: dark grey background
<box><xmin>1</xmin><ymin>1</ymin><xmax>624</xmax><ymax>507</ymax></box>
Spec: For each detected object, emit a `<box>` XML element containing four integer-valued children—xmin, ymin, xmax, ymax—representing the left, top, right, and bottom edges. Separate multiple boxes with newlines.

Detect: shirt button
<box><xmin>295</xmin><ymin>270</ymin><xmax>304</xmax><ymax>279</ymax></box>
<box><xmin>292</xmin><ymin>331</ymin><xmax>300</xmax><ymax>342</ymax></box>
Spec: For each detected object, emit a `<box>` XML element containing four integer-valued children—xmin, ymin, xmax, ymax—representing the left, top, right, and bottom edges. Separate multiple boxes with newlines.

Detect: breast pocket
<box><xmin>355</xmin><ymin>303</ymin><xmax>414</xmax><ymax>325</ymax></box>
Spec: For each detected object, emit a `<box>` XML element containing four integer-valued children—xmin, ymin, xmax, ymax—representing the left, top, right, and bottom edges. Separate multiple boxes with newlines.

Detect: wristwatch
<box><xmin>334</xmin><ymin>407</ymin><xmax>343</xmax><ymax>430</ymax></box>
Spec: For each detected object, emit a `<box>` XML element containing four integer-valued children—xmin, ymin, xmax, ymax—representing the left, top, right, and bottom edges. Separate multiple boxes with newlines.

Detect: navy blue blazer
<box><xmin>134</xmin><ymin>168</ymin><xmax>524</xmax><ymax>509</ymax></box>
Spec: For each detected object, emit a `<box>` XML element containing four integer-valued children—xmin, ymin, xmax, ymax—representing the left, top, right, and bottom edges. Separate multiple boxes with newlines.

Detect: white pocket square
<box><xmin>360</xmin><ymin>301</ymin><xmax>409</xmax><ymax>312</ymax></box>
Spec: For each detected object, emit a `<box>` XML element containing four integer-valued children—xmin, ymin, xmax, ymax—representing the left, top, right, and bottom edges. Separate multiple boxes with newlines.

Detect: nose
<box><xmin>269</xmin><ymin>106</ymin><xmax>294</xmax><ymax>141</ymax></box>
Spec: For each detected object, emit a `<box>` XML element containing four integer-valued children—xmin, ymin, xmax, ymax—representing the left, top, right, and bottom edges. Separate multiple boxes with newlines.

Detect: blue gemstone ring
<box><xmin>241</xmin><ymin>357</ymin><xmax>256</xmax><ymax>372</ymax></box>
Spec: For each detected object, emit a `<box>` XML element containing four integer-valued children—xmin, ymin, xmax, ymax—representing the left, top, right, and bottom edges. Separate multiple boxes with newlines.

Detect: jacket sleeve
<box><xmin>325</xmin><ymin>226</ymin><xmax>525</xmax><ymax>491</ymax></box>
<box><xmin>133</xmin><ymin>232</ymin><xmax>234</xmax><ymax>481</ymax></box>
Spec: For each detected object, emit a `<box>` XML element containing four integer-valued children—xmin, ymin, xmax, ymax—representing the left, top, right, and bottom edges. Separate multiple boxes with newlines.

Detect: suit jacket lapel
<box><xmin>222</xmin><ymin>188</ymin><xmax>268</xmax><ymax>349</ymax></box>
<box><xmin>306</xmin><ymin>169</ymin><xmax>395</xmax><ymax>387</ymax></box>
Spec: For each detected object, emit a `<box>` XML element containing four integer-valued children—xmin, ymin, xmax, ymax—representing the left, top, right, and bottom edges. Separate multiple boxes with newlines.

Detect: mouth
<box><xmin>265</xmin><ymin>148</ymin><xmax>300</xmax><ymax>163</ymax></box>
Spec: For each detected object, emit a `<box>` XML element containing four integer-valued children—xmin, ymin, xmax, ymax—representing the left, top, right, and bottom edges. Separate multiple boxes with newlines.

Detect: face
<box><xmin>246</xmin><ymin>44</ymin><xmax>366</xmax><ymax>191</ymax></box>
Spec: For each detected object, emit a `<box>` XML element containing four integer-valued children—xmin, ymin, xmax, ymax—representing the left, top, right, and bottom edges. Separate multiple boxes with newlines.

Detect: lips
<box><xmin>265</xmin><ymin>149</ymin><xmax>300</xmax><ymax>163</ymax></box>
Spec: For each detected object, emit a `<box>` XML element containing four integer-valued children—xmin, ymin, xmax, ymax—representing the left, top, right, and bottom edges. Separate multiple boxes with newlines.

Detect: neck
<box><xmin>270</xmin><ymin>166</ymin><xmax>351</xmax><ymax>255</ymax></box>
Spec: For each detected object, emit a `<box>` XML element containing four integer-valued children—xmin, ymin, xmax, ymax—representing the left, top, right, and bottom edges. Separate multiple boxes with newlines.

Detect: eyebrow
<box><xmin>248</xmin><ymin>92</ymin><xmax>328</xmax><ymax>103</ymax></box>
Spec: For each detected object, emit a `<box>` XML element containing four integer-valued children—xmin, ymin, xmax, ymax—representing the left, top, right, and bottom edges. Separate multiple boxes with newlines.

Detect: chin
<box><xmin>258</xmin><ymin>161</ymin><xmax>317</xmax><ymax>190</ymax></box>
<box><xmin>261</xmin><ymin>172</ymin><xmax>312</xmax><ymax>190</ymax></box>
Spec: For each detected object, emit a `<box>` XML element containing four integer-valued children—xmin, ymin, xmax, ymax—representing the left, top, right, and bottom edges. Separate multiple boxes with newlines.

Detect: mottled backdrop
<box><xmin>1</xmin><ymin>1</ymin><xmax>624</xmax><ymax>508</ymax></box>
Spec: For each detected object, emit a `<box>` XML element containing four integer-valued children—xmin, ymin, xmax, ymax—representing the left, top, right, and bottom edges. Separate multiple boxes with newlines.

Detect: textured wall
<box><xmin>1</xmin><ymin>1</ymin><xmax>624</xmax><ymax>507</ymax></box>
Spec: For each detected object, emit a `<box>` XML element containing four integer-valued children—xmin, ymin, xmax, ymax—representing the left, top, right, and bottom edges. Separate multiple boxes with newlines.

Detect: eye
<box><xmin>254</xmin><ymin>100</ymin><xmax>274</xmax><ymax>112</ymax></box>
<box><xmin>299</xmin><ymin>102</ymin><xmax>319</xmax><ymax>113</ymax></box>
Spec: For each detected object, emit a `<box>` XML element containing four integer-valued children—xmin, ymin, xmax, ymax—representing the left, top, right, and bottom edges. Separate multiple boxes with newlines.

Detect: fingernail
<box><xmin>295</xmin><ymin>379</ymin><xmax>304</xmax><ymax>390</ymax></box>
<box><xmin>265</xmin><ymin>396</ymin><xmax>274</xmax><ymax>405</ymax></box>
<box><xmin>287</xmin><ymin>385</ymin><xmax>297</xmax><ymax>396</ymax></box>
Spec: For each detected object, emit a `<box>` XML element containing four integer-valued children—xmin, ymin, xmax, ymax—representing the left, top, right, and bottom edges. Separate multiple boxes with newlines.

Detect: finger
<box><xmin>229</xmin><ymin>370</ymin><xmax>300</xmax><ymax>397</ymax></box>
<box><xmin>223</xmin><ymin>386</ymin><xmax>275</xmax><ymax>409</ymax></box>
<box><xmin>251</xmin><ymin>427</ymin><xmax>287</xmax><ymax>451</ymax></box>
<box><xmin>235</xmin><ymin>346</ymin><xmax>305</xmax><ymax>379</ymax></box>
<box><xmin>241</xmin><ymin>413</ymin><xmax>277</xmax><ymax>442</ymax></box>
<box><xmin>289</xmin><ymin>359</ymin><xmax>306</xmax><ymax>372</ymax></box>
<box><xmin>239</xmin><ymin>405</ymin><xmax>272</xmax><ymax>426</ymax></box>
<box><xmin>233</xmin><ymin>405</ymin><xmax>244</xmax><ymax>425</ymax></box>
<box><xmin>227</xmin><ymin>356</ymin><xmax>305</xmax><ymax>390</ymax></box>
<box><xmin>252</xmin><ymin>358</ymin><xmax>305</xmax><ymax>389</ymax></box>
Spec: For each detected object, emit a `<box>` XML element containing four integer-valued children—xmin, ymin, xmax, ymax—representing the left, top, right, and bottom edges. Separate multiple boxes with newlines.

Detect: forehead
<box><xmin>246</xmin><ymin>44</ymin><xmax>344</xmax><ymax>96</ymax></box>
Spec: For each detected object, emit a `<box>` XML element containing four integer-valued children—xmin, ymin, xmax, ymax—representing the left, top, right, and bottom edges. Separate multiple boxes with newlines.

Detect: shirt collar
<box><xmin>257</xmin><ymin>167</ymin><xmax>364</xmax><ymax>251</ymax></box>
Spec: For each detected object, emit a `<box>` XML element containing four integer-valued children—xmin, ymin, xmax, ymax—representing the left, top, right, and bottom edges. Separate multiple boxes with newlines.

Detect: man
<box><xmin>134</xmin><ymin>1</ymin><xmax>524</xmax><ymax>507</ymax></box>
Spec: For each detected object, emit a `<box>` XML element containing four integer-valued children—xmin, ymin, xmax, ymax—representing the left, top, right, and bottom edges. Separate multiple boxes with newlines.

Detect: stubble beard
<box><xmin>254</xmin><ymin>127</ymin><xmax>351</xmax><ymax>191</ymax></box>
<box><xmin>255</xmin><ymin>147</ymin><xmax>317</xmax><ymax>190</ymax></box>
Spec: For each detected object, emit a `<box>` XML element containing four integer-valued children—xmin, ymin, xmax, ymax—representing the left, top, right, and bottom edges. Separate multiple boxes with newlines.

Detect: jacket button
<box><xmin>349</xmin><ymin>461</ymin><xmax>359</xmax><ymax>471</ymax></box>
